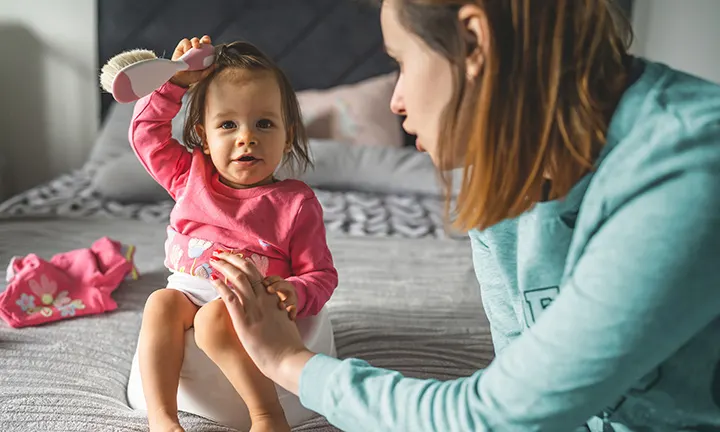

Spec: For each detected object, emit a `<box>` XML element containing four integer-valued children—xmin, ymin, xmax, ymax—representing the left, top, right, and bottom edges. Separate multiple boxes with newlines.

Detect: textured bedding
<box><xmin>0</xmin><ymin>206</ymin><xmax>492</xmax><ymax>432</ymax></box>
<box><xmin>0</xmin><ymin>163</ymin><xmax>463</xmax><ymax>240</ymax></box>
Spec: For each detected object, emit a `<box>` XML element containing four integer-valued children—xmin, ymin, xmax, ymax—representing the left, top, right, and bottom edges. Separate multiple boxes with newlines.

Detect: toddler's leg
<box><xmin>194</xmin><ymin>299</ymin><xmax>290</xmax><ymax>432</ymax></box>
<box><xmin>139</xmin><ymin>289</ymin><xmax>198</xmax><ymax>432</ymax></box>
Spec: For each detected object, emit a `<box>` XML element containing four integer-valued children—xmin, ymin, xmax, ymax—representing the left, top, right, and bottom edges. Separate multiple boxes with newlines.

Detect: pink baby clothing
<box><xmin>0</xmin><ymin>237</ymin><xmax>138</xmax><ymax>328</ymax></box>
<box><xmin>130</xmin><ymin>81</ymin><xmax>338</xmax><ymax>317</ymax></box>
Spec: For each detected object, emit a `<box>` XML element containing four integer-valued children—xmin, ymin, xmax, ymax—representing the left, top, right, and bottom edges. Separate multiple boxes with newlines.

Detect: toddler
<box><xmin>131</xmin><ymin>35</ymin><xmax>338</xmax><ymax>432</ymax></box>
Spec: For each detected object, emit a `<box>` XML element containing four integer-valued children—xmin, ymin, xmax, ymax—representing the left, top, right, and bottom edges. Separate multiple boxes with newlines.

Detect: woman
<box><xmin>208</xmin><ymin>0</ymin><xmax>720</xmax><ymax>430</ymax></box>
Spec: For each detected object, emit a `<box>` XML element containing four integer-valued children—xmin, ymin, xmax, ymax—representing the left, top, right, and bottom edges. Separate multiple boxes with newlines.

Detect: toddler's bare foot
<box><xmin>149</xmin><ymin>412</ymin><xmax>185</xmax><ymax>432</ymax></box>
<box><xmin>250</xmin><ymin>412</ymin><xmax>291</xmax><ymax>432</ymax></box>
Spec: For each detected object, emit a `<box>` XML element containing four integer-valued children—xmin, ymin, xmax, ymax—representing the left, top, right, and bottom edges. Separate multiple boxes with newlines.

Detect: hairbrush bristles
<box><xmin>99</xmin><ymin>49</ymin><xmax>157</xmax><ymax>93</ymax></box>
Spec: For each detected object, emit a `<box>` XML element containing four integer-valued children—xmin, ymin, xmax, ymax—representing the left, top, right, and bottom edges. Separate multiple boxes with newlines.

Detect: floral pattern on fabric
<box><xmin>164</xmin><ymin>231</ymin><xmax>274</xmax><ymax>280</ymax></box>
<box><xmin>15</xmin><ymin>275</ymin><xmax>86</xmax><ymax>318</ymax></box>
<box><xmin>193</xmin><ymin>263</ymin><xmax>213</xmax><ymax>279</ymax></box>
<box><xmin>188</xmin><ymin>238</ymin><xmax>213</xmax><ymax>274</ymax></box>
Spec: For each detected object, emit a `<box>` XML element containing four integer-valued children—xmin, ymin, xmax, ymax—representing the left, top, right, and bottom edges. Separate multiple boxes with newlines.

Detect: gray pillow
<box><xmin>92</xmin><ymin>153</ymin><xmax>169</xmax><ymax>202</ymax></box>
<box><xmin>90</xmin><ymin>97</ymin><xmax>189</xmax><ymax>164</ymax></box>
<box><xmin>279</xmin><ymin>140</ymin><xmax>459</xmax><ymax>196</ymax></box>
<box><xmin>92</xmin><ymin>140</ymin><xmax>458</xmax><ymax>203</ymax></box>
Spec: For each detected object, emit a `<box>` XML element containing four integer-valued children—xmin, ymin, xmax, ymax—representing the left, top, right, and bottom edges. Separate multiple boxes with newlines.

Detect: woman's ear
<box><xmin>195</xmin><ymin>124</ymin><xmax>210</xmax><ymax>154</ymax></box>
<box><xmin>458</xmin><ymin>4</ymin><xmax>490</xmax><ymax>80</ymax></box>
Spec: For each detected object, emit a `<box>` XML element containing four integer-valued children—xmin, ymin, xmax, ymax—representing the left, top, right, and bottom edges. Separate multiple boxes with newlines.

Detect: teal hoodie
<box><xmin>299</xmin><ymin>58</ymin><xmax>720</xmax><ymax>432</ymax></box>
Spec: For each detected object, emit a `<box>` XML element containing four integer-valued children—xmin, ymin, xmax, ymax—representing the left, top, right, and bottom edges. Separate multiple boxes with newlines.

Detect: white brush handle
<box><xmin>177</xmin><ymin>44</ymin><xmax>215</xmax><ymax>71</ymax></box>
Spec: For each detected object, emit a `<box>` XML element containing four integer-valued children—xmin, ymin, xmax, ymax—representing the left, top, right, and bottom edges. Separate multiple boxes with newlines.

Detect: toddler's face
<box><xmin>196</xmin><ymin>69</ymin><xmax>288</xmax><ymax>188</ymax></box>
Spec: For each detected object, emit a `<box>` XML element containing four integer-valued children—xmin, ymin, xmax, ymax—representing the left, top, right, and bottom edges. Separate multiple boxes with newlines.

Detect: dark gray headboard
<box><xmin>97</xmin><ymin>0</ymin><xmax>396</xmax><ymax>122</ymax></box>
<box><xmin>97</xmin><ymin>0</ymin><xmax>633</xmax><ymax>146</ymax></box>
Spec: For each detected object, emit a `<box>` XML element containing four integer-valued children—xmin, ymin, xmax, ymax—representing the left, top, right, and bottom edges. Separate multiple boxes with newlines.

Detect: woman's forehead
<box><xmin>380</xmin><ymin>0</ymin><xmax>406</xmax><ymax>53</ymax></box>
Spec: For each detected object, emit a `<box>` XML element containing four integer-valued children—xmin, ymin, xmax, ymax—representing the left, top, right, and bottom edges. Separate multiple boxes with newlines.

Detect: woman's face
<box><xmin>381</xmin><ymin>0</ymin><xmax>455</xmax><ymax>168</ymax></box>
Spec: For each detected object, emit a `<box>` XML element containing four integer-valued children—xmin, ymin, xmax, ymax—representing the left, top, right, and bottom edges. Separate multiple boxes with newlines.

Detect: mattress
<box><xmin>0</xmin><ymin>215</ymin><xmax>493</xmax><ymax>431</ymax></box>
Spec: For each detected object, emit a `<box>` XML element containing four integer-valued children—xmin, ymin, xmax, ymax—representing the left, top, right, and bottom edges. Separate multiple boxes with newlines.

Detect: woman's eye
<box><xmin>221</xmin><ymin>121</ymin><xmax>236</xmax><ymax>130</ymax></box>
<box><xmin>257</xmin><ymin>119</ymin><xmax>273</xmax><ymax>129</ymax></box>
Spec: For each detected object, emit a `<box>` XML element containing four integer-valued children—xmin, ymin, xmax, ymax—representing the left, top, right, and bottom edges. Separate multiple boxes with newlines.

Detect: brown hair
<box><xmin>182</xmin><ymin>41</ymin><xmax>311</xmax><ymax>174</ymax></box>
<box><xmin>387</xmin><ymin>0</ymin><xmax>632</xmax><ymax>230</ymax></box>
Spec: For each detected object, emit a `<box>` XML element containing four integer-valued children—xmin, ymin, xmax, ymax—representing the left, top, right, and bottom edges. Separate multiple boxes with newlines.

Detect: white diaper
<box><xmin>127</xmin><ymin>306</ymin><xmax>336</xmax><ymax>431</ymax></box>
<box><xmin>166</xmin><ymin>271</ymin><xmax>219</xmax><ymax>306</ymax></box>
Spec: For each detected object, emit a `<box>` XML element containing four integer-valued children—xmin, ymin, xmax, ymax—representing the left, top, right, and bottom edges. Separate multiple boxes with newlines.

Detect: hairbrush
<box><xmin>99</xmin><ymin>44</ymin><xmax>215</xmax><ymax>103</ymax></box>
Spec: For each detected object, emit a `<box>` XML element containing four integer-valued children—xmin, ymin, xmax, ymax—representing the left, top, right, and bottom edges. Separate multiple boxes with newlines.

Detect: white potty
<box><xmin>127</xmin><ymin>306</ymin><xmax>335</xmax><ymax>431</ymax></box>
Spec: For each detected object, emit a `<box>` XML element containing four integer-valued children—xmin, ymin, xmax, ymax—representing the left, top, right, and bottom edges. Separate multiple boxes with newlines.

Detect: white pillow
<box><xmin>297</xmin><ymin>73</ymin><xmax>404</xmax><ymax>148</ymax></box>
<box><xmin>278</xmin><ymin>140</ymin><xmax>460</xmax><ymax>196</ymax></box>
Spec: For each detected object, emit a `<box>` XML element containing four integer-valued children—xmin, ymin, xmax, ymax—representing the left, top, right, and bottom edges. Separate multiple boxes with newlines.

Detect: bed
<box><xmin>0</xmin><ymin>1</ymin><xmax>494</xmax><ymax>431</ymax></box>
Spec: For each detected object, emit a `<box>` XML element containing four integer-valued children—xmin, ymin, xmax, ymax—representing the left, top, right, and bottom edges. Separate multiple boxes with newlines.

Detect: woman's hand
<box><xmin>169</xmin><ymin>35</ymin><xmax>215</xmax><ymax>88</ymax></box>
<box><xmin>208</xmin><ymin>252</ymin><xmax>315</xmax><ymax>393</ymax></box>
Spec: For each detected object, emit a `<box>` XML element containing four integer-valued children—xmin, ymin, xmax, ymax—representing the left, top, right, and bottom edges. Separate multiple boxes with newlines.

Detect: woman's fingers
<box><xmin>212</xmin><ymin>252</ymin><xmax>265</xmax><ymax>286</ymax></box>
<box><xmin>209</xmin><ymin>257</ymin><xmax>248</xmax><ymax>285</ymax></box>
<box><xmin>209</xmin><ymin>258</ymin><xmax>262</xmax><ymax>310</ymax></box>
<box><xmin>211</xmin><ymin>275</ymin><xmax>247</xmax><ymax>318</ymax></box>
<box><xmin>190</xmin><ymin>37</ymin><xmax>200</xmax><ymax>49</ymax></box>
<box><xmin>200</xmin><ymin>35</ymin><xmax>212</xmax><ymax>45</ymax></box>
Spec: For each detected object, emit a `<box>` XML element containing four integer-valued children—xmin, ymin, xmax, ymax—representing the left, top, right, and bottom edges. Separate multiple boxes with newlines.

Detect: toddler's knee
<box><xmin>193</xmin><ymin>300</ymin><xmax>233</xmax><ymax>353</ymax></box>
<box><xmin>143</xmin><ymin>289</ymin><xmax>190</xmax><ymax>322</ymax></box>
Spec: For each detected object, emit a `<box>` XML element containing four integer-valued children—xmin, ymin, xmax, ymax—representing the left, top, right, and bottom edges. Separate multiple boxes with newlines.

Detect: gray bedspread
<box><xmin>0</xmin><ymin>217</ymin><xmax>492</xmax><ymax>432</ymax></box>
<box><xmin>0</xmin><ymin>165</ymin><xmax>464</xmax><ymax>240</ymax></box>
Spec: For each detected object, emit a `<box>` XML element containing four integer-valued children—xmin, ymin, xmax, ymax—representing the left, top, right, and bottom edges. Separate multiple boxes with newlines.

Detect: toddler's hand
<box><xmin>263</xmin><ymin>276</ymin><xmax>298</xmax><ymax>321</ymax></box>
<box><xmin>169</xmin><ymin>35</ymin><xmax>215</xmax><ymax>88</ymax></box>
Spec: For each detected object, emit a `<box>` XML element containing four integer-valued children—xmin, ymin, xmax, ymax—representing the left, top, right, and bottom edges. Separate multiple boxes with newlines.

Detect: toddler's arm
<box><xmin>286</xmin><ymin>197</ymin><xmax>338</xmax><ymax>318</ymax></box>
<box><xmin>128</xmin><ymin>82</ymin><xmax>193</xmax><ymax>199</ymax></box>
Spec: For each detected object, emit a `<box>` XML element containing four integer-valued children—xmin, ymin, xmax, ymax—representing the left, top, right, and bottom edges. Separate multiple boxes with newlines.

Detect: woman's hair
<box><xmin>387</xmin><ymin>0</ymin><xmax>632</xmax><ymax>231</ymax></box>
<box><xmin>182</xmin><ymin>41</ymin><xmax>311</xmax><ymax>174</ymax></box>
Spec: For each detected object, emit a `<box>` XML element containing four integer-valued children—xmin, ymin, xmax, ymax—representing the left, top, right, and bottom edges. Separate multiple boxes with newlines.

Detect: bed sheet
<box><xmin>0</xmin><ymin>216</ymin><xmax>492</xmax><ymax>431</ymax></box>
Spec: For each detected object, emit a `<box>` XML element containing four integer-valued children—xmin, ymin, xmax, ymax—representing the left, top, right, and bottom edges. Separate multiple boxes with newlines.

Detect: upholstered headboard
<box><xmin>96</xmin><ymin>0</ymin><xmax>633</xmax><ymax>137</ymax></box>
<box><xmin>97</xmin><ymin>0</ymin><xmax>396</xmax><ymax>121</ymax></box>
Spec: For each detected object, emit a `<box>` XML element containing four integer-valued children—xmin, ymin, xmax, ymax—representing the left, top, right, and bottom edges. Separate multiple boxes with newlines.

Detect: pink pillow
<box><xmin>297</xmin><ymin>72</ymin><xmax>403</xmax><ymax>147</ymax></box>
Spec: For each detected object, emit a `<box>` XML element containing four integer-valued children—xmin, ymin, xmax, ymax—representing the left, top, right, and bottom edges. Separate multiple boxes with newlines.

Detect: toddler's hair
<box><xmin>182</xmin><ymin>41</ymin><xmax>311</xmax><ymax>174</ymax></box>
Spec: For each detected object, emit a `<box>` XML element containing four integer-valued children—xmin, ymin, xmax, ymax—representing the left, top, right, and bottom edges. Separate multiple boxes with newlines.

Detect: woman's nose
<box><xmin>390</xmin><ymin>80</ymin><xmax>406</xmax><ymax>116</ymax></box>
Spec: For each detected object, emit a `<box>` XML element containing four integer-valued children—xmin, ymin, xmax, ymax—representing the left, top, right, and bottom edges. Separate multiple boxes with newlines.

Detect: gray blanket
<box><xmin>0</xmin><ymin>164</ymin><xmax>464</xmax><ymax>240</ymax></box>
<box><xmin>0</xmin><ymin>217</ymin><xmax>492</xmax><ymax>431</ymax></box>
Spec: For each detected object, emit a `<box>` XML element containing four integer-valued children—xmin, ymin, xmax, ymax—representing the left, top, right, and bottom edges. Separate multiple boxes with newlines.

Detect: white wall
<box><xmin>632</xmin><ymin>0</ymin><xmax>720</xmax><ymax>84</ymax></box>
<box><xmin>0</xmin><ymin>0</ymin><xmax>97</xmax><ymax>196</ymax></box>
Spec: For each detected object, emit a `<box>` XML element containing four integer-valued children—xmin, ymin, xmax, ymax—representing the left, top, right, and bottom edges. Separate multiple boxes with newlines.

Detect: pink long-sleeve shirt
<box><xmin>128</xmin><ymin>82</ymin><xmax>338</xmax><ymax>317</ymax></box>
